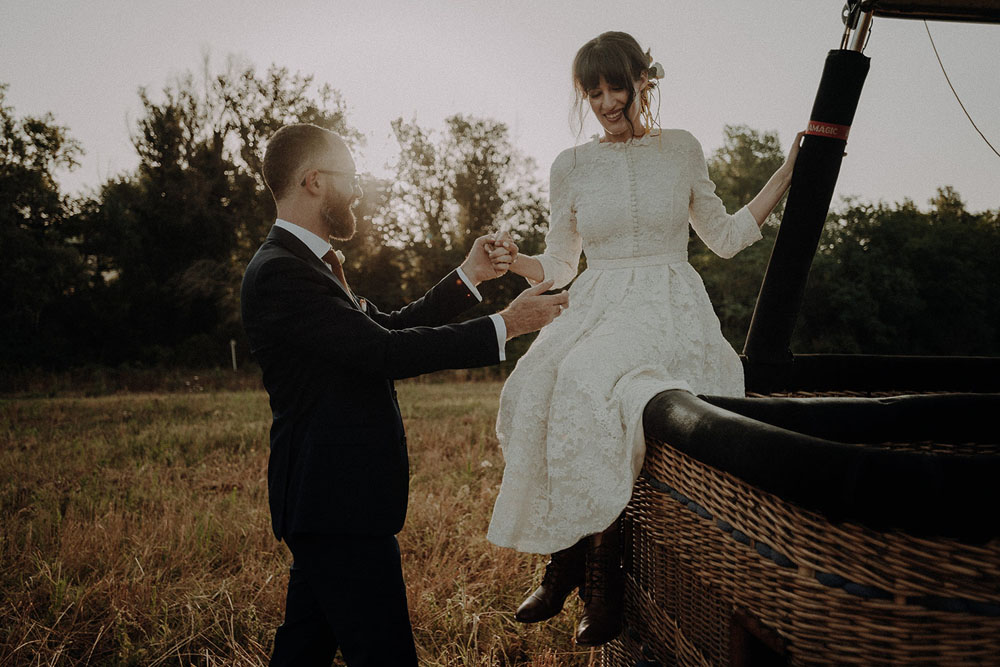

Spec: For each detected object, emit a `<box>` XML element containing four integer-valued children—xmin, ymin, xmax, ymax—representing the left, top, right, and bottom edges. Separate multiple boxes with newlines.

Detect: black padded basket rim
<box><xmin>642</xmin><ymin>390</ymin><xmax>1000</xmax><ymax>542</ymax></box>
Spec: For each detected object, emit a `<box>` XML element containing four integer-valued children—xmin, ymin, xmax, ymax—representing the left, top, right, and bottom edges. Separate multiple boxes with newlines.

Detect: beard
<box><xmin>321</xmin><ymin>192</ymin><xmax>357</xmax><ymax>241</ymax></box>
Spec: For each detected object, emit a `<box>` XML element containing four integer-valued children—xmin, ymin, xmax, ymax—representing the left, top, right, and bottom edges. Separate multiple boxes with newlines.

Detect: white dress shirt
<box><xmin>274</xmin><ymin>219</ymin><xmax>507</xmax><ymax>360</ymax></box>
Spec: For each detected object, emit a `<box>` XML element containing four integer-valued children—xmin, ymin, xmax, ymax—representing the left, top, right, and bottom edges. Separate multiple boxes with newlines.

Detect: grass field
<box><xmin>0</xmin><ymin>379</ymin><xmax>599</xmax><ymax>665</ymax></box>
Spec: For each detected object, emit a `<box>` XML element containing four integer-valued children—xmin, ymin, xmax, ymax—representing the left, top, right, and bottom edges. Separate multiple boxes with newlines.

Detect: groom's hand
<box><xmin>499</xmin><ymin>280</ymin><xmax>569</xmax><ymax>339</ymax></box>
<box><xmin>460</xmin><ymin>235</ymin><xmax>507</xmax><ymax>285</ymax></box>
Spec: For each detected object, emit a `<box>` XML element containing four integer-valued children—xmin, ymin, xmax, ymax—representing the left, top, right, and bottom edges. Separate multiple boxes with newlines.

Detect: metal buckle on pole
<box><xmin>842</xmin><ymin>2</ymin><xmax>862</xmax><ymax>48</ymax></box>
<box><xmin>841</xmin><ymin>2</ymin><xmax>874</xmax><ymax>51</ymax></box>
<box><xmin>843</xmin><ymin>1</ymin><xmax>863</xmax><ymax>28</ymax></box>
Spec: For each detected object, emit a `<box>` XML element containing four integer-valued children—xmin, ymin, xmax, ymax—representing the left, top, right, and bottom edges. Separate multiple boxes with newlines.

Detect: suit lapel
<box><xmin>265</xmin><ymin>226</ymin><xmax>361</xmax><ymax>310</ymax></box>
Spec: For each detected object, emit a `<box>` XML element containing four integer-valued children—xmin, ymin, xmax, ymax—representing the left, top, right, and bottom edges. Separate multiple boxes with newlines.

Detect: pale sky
<box><xmin>3</xmin><ymin>0</ymin><xmax>998</xmax><ymax>212</ymax></box>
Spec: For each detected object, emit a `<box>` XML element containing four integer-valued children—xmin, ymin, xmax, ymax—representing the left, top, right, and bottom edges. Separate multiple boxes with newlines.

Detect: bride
<box><xmin>485</xmin><ymin>31</ymin><xmax>803</xmax><ymax>646</ymax></box>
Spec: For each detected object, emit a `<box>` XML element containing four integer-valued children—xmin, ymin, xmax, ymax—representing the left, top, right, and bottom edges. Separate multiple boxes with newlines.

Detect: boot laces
<box><xmin>541</xmin><ymin>554</ymin><xmax>574</xmax><ymax>588</ymax></box>
<box><xmin>585</xmin><ymin>543</ymin><xmax>616</xmax><ymax>601</ymax></box>
<box><xmin>540</xmin><ymin>560</ymin><xmax>563</xmax><ymax>588</ymax></box>
<box><xmin>540</xmin><ymin>542</ymin><xmax>585</xmax><ymax>590</ymax></box>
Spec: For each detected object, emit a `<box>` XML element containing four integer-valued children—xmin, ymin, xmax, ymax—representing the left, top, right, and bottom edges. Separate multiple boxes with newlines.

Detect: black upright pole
<box><xmin>743</xmin><ymin>49</ymin><xmax>870</xmax><ymax>386</ymax></box>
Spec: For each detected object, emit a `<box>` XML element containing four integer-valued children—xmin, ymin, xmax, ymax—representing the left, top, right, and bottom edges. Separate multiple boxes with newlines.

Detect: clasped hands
<box><xmin>458</xmin><ymin>232</ymin><xmax>520</xmax><ymax>284</ymax></box>
<box><xmin>459</xmin><ymin>232</ymin><xmax>568</xmax><ymax>340</ymax></box>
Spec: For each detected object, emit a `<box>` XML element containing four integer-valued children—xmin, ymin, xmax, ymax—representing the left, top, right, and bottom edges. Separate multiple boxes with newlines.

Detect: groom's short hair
<box><xmin>262</xmin><ymin>124</ymin><xmax>336</xmax><ymax>201</ymax></box>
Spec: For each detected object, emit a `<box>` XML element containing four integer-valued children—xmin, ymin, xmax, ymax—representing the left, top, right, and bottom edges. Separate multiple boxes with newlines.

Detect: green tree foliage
<box><xmin>798</xmin><ymin>189</ymin><xmax>1000</xmax><ymax>354</ymax></box>
<box><xmin>71</xmin><ymin>61</ymin><xmax>364</xmax><ymax>365</ymax></box>
<box><xmin>381</xmin><ymin>116</ymin><xmax>547</xmax><ymax>294</ymax></box>
<box><xmin>0</xmin><ymin>84</ymin><xmax>87</xmax><ymax>367</ymax></box>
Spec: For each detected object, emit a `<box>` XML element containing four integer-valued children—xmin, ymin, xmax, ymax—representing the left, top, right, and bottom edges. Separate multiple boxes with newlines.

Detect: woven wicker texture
<box><xmin>601</xmin><ymin>434</ymin><xmax>1000</xmax><ymax>665</ymax></box>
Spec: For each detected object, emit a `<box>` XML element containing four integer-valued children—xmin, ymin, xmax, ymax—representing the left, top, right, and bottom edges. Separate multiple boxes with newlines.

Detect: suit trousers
<box><xmin>270</xmin><ymin>533</ymin><xmax>417</xmax><ymax>666</ymax></box>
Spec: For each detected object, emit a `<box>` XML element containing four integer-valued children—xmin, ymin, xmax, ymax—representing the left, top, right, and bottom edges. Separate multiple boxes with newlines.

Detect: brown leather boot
<box><xmin>514</xmin><ymin>539</ymin><xmax>587</xmax><ymax>623</ymax></box>
<box><xmin>575</xmin><ymin>522</ymin><xmax>624</xmax><ymax>646</ymax></box>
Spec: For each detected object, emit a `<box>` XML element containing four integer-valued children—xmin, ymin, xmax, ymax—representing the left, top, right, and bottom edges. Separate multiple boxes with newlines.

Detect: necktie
<box><xmin>322</xmin><ymin>249</ymin><xmax>350</xmax><ymax>294</ymax></box>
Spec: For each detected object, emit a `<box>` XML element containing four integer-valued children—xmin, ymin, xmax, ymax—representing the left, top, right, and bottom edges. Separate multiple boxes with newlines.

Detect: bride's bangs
<box><xmin>574</xmin><ymin>46</ymin><xmax>632</xmax><ymax>93</ymax></box>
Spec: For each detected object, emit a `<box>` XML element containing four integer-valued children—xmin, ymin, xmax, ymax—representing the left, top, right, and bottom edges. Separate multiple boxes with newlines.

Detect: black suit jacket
<box><xmin>241</xmin><ymin>225</ymin><xmax>500</xmax><ymax>539</ymax></box>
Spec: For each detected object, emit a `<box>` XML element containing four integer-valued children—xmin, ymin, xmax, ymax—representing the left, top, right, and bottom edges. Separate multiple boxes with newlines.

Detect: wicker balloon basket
<box><xmin>601</xmin><ymin>395</ymin><xmax>1000</xmax><ymax>666</ymax></box>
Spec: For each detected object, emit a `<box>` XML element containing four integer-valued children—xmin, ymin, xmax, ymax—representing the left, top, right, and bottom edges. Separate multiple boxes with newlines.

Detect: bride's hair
<box><xmin>570</xmin><ymin>31</ymin><xmax>661</xmax><ymax>141</ymax></box>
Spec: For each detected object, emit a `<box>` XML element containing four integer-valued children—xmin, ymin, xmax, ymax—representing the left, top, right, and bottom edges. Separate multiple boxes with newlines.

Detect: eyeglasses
<box><xmin>301</xmin><ymin>169</ymin><xmax>362</xmax><ymax>189</ymax></box>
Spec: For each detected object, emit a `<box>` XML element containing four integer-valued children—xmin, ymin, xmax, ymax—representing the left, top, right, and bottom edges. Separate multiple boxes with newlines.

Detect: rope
<box><xmin>924</xmin><ymin>20</ymin><xmax>1000</xmax><ymax>159</ymax></box>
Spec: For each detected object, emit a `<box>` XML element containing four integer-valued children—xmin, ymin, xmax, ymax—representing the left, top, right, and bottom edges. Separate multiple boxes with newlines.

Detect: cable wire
<box><xmin>924</xmin><ymin>20</ymin><xmax>1000</xmax><ymax>159</ymax></box>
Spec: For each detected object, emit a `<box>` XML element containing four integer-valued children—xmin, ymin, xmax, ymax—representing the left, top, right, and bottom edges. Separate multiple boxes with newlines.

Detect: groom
<box><xmin>240</xmin><ymin>123</ymin><xmax>567</xmax><ymax>666</ymax></box>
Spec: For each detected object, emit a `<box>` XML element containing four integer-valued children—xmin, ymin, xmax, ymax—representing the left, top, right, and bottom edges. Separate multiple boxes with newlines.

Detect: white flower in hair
<box><xmin>649</xmin><ymin>62</ymin><xmax>665</xmax><ymax>80</ymax></box>
<box><xmin>334</xmin><ymin>249</ymin><xmax>345</xmax><ymax>264</ymax></box>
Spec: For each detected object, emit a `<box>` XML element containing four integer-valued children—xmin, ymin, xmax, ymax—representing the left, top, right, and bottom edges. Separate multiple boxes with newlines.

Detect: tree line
<box><xmin>1</xmin><ymin>62</ymin><xmax>998</xmax><ymax>375</ymax></box>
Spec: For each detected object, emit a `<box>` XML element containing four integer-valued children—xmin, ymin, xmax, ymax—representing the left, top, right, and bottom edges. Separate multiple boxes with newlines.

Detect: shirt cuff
<box><xmin>488</xmin><ymin>314</ymin><xmax>507</xmax><ymax>362</ymax></box>
<box><xmin>455</xmin><ymin>267</ymin><xmax>483</xmax><ymax>301</ymax></box>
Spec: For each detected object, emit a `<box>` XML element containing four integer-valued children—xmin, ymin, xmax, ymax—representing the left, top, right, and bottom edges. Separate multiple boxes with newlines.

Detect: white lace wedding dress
<box><xmin>487</xmin><ymin>130</ymin><xmax>763</xmax><ymax>555</ymax></box>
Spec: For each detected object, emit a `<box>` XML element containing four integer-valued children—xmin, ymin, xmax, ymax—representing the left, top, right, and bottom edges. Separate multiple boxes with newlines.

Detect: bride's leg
<box><xmin>575</xmin><ymin>517</ymin><xmax>624</xmax><ymax>646</ymax></box>
<box><xmin>514</xmin><ymin>539</ymin><xmax>587</xmax><ymax>623</ymax></box>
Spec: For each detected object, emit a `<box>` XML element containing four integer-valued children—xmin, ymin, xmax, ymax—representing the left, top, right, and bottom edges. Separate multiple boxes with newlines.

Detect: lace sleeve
<box><xmin>528</xmin><ymin>150</ymin><xmax>582</xmax><ymax>288</ymax></box>
<box><xmin>686</xmin><ymin>133</ymin><xmax>762</xmax><ymax>259</ymax></box>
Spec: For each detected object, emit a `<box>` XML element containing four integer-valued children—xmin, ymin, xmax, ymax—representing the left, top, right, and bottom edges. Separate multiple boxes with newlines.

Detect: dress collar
<box><xmin>593</xmin><ymin>131</ymin><xmax>661</xmax><ymax>150</ymax></box>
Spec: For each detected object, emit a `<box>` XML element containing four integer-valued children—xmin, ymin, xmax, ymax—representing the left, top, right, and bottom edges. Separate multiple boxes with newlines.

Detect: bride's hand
<box><xmin>487</xmin><ymin>235</ymin><xmax>518</xmax><ymax>276</ymax></box>
<box><xmin>489</xmin><ymin>232</ymin><xmax>519</xmax><ymax>273</ymax></box>
<box><xmin>784</xmin><ymin>130</ymin><xmax>806</xmax><ymax>170</ymax></box>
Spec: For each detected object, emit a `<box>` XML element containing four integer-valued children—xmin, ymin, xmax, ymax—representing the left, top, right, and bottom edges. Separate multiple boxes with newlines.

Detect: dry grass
<box><xmin>0</xmin><ymin>381</ymin><xmax>598</xmax><ymax>665</ymax></box>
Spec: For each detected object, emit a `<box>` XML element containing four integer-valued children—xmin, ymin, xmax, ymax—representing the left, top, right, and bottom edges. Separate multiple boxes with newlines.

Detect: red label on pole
<box><xmin>805</xmin><ymin>120</ymin><xmax>851</xmax><ymax>141</ymax></box>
